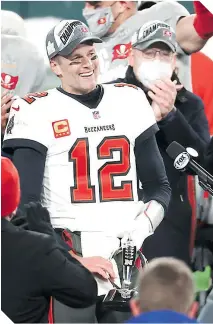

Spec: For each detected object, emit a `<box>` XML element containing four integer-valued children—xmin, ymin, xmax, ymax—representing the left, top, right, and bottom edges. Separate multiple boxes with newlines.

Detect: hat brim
<box><xmin>59</xmin><ymin>35</ymin><xmax>102</xmax><ymax>57</ymax></box>
<box><xmin>79</xmin><ymin>35</ymin><xmax>103</xmax><ymax>45</ymax></box>
<box><xmin>133</xmin><ymin>39</ymin><xmax>176</xmax><ymax>53</ymax></box>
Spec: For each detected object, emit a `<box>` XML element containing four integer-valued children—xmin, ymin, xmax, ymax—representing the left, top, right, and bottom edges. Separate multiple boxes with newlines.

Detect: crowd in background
<box><xmin>1</xmin><ymin>1</ymin><xmax>213</xmax><ymax>323</ymax></box>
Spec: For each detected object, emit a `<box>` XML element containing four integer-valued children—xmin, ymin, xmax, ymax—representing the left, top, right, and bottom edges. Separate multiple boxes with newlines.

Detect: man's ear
<box><xmin>130</xmin><ymin>298</ymin><xmax>141</xmax><ymax>317</ymax></box>
<box><xmin>50</xmin><ymin>58</ymin><xmax>62</xmax><ymax>77</ymax></box>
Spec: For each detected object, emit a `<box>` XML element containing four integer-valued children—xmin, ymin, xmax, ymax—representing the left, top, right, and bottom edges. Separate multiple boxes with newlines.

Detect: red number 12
<box><xmin>69</xmin><ymin>136</ymin><xmax>133</xmax><ymax>203</ymax></box>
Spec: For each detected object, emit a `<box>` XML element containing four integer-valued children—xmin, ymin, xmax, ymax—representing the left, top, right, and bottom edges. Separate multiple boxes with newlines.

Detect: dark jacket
<box><xmin>1</xmin><ymin>219</ymin><xmax>97</xmax><ymax>323</ymax></box>
<box><xmin>205</xmin><ymin>136</ymin><xmax>213</xmax><ymax>175</ymax></box>
<box><xmin>112</xmin><ymin>67</ymin><xmax>210</xmax><ymax>263</ymax></box>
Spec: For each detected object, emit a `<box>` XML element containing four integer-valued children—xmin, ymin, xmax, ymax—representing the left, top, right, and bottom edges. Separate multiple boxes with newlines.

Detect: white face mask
<box><xmin>136</xmin><ymin>60</ymin><xmax>173</xmax><ymax>89</ymax></box>
<box><xmin>83</xmin><ymin>7</ymin><xmax>114</xmax><ymax>38</ymax></box>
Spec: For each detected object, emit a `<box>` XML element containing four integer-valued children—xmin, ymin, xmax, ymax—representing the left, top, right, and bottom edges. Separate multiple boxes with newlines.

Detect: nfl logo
<box><xmin>92</xmin><ymin>111</ymin><xmax>100</xmax><ymax>119</ymax></box>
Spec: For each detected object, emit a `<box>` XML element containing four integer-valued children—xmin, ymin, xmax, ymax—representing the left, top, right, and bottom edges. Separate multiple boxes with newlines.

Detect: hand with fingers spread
<box><xmin>75</xmin><ymin>255</ymin><xmax>116</xmax><ymax>281</ymax></box>
<box><xmin>148</xmin><ymin>78</ymin><xmax>183</xmax><ymax>121</ymax></box>
<box><xmin>1</xmin><ymin>91</ymin><xmax>14</xmax><ymax>132</ymax></box>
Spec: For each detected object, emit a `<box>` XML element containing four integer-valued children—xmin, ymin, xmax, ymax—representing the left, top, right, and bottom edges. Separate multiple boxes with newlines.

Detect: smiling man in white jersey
<box><xmin>3</xmin><ymin>20</ymin><xmax>171</xmax><ymax>322</ymax></box>
<box><xmin>83</xmin><ymin>1</ymin><xmax>213</xmax><ymax>90</ymax></box>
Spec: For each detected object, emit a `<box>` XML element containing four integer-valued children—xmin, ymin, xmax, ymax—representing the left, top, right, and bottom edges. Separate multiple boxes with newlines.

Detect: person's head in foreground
<box><xmin>1</xmin><ymin>157</ymin><xmax>20</xmax><ymax>221</ymax></box>
<box><xmin>129</xmin><ymin>20</ymin><xmax>177</xmax><ymax>89</ymax></box>
<box><xmin>46</xmin><ymin>19</ymin><xmax>102</xmax><ymax>95</ymax></box>
<box><xmin>129</xmin><ymin>257</ymin><xmax>197</xmax><ymax>323</ymax></box>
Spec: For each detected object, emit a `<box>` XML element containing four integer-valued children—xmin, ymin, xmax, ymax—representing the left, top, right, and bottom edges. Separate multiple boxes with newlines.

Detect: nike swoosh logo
<box><xmin>12</xmin><ymin>105</ymin><xmax>20</xmax><ymax>111</ymax></box>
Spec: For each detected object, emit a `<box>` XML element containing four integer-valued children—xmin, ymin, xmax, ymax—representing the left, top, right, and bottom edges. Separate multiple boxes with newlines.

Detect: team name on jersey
<box><xmin>59</xmin><ymin>21</ymin><xmax>82</xmax><ymax>45</ymax></box>
<box><xmin>141</xmin><ymin>22</ymin><xmax>169</xmax><ymax>39</ymax></box>
<box><xmin>84</xmin><ymin>124</ymin><xmax>115</xmax><ymax>133</ymax></box>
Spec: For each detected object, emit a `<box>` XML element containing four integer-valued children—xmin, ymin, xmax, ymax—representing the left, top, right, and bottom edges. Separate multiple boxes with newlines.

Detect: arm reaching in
<box><xmin>124</xmin><ymin>134</ymin><xmax>171</xmax><ymax>250</ymax></box>
<box><xmin>176</xmin><ymin>1</ymin><xmax>213</xmax><ymax>53</ymax></box>
<box><xmin>121</xmin><ymin>200</ymin><xmax>165</xmax><ymax>251</ymax></box>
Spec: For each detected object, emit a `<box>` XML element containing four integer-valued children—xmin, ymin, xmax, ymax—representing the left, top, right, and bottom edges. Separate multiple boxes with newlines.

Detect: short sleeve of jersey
<box><xmin>123</xmin><ymin>86</ymin><xmax>158</xmax><ymax>143</ymax></box>
<box><xmin>147</xmin><ymin>1</ymin><xmax>190</xmax><ymax>55</ymax></box>
<box><xmin>3</xmin><ymin>96</ymin><xmax>51</xmax><ymax>154</ymax></box>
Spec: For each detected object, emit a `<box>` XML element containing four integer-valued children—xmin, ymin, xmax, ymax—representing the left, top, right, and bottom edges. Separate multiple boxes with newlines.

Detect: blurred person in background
<box><xmin>3</xmin><ymin>19</ymin><xmax>171</xmax><ymax>323</ymax></box>
<box><xmin>1</xmin><ymin>10</ymin><xmax>47</xmax><ymax>134</ymax></box>
<box><xmin>24</xmin><ymin>16</ymin><xmax>63</xmax><ymax>89</ymax></box>
<box><xmin>1</xmin><ymin>156</ymin><xmax>98</xmax><ymax>323</ymax></box>
<box><xmin>127</xmin><ymin>257</ymin><xmax>198</xmax><ymax>323</ymax></box>
<box><xmin>83</xmin><ymin>0</ymin><xmax>213</xmax><ymax>90</ymax></box>
<box><xmin>110</xmin><ymin>21</ymin><xmax>210</xmax><ymax>265</ymax></box>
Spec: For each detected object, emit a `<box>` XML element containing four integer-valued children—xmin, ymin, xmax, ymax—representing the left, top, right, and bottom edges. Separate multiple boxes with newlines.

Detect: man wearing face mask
<box><xmin>138</xmin><ymin>0</ymin><xmax>213</xmax><ymax>137</ymax></box>
<box><xmin>83</xmin><ymin>1</ymin><xmax>213</xmax><ymax>91</ymax></box>
<box><xmin>110</xmin><ymin>21</ymin><xmax>210</xmax><ymax>264</ymax></box>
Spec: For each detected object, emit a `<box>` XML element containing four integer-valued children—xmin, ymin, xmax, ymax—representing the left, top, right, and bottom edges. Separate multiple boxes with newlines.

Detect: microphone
<box><xmin>166</xmin><ymin>141</ymin><xmax>213</xmax><ymax>195</ymax></box>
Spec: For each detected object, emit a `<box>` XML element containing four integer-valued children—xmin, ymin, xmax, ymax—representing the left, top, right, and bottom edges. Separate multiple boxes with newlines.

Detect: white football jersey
<box><xmin>4</xmin><ymin>84</ymin><xmax>157</xmax><ymax>233</ymax></box>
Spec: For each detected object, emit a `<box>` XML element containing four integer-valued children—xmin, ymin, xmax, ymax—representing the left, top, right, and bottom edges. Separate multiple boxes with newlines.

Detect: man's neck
<box><xmin>107</xmin><ymin>10</ymin><xmax>136</xmax><ymax>35</ymax></box>
<box><xmin>57</xmin><ymin>84</ymin><xmax>103</xmax><ymax>109</ymax></box>
<box><xmin>61</xmin><ymin>84</ymin><xmax>97</xmax><ymax>96</ymax></box>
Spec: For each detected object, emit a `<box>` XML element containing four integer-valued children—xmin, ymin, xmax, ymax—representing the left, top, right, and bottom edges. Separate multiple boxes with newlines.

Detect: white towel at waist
<box><xmin>81</xmin><ymin>232</ymin><xmax>121</xmax><ymax>296</ymax></box>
